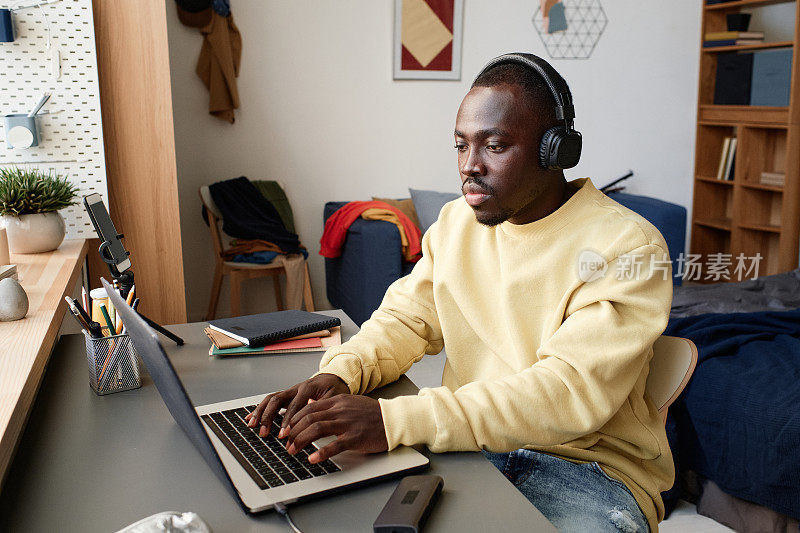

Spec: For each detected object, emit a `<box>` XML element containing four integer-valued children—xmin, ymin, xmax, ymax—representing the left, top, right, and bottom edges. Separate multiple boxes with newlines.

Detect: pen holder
<box><xmin>84</xmin><ymin>331</ymin><xmax>141</xmax><ymax>395</ymax></box>
<box><xmin>3</xmin><ymin>114</ymin><xmax>39</xmax><ymax>149</ymax></box>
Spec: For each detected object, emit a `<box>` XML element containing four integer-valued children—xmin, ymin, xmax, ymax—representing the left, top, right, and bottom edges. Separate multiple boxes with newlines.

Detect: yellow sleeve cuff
<box><xmin>378</xmin><ymin>394</ymin><xmax>438</xmax><ymax>450</ymax></box>
<box><xmin>314</xmin><ymin>353</ymin><xmax>364</xmax><ymax>395</ymax></box>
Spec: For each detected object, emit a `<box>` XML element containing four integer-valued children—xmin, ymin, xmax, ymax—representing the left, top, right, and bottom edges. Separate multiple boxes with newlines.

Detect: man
<box><xmin>247</xmin><ymin>53</ymin><xmax>673</xmax><ymax>532</ymax></box>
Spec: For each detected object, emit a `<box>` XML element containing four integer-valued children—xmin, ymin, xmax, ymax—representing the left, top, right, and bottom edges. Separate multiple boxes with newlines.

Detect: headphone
<box><xmin>474</xmin><ymin>53</ymin><xmax>582</xmax><ymax>170</ymax></box>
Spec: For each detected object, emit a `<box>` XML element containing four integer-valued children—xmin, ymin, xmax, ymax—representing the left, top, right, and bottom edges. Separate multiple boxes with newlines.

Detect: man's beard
<box><xmin>474</xmin><ymin>208</ymin><xmax>514</xmax><ymax>227</ymax></box>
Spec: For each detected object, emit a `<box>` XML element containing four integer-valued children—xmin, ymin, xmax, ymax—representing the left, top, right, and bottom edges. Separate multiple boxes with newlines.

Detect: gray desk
<box><xmin>0</xmin><ymin>311</ymin><xmax>555</xmax><ymax>532</ymax></box>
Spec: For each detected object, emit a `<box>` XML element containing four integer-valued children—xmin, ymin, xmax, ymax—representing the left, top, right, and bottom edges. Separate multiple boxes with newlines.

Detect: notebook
<box><xmin>209</xmin><ymin>310</ymin><xmax>341</xmax><ymax>347</ymax></box>
<box><xmin>204</xmin><ymin>326</ymin><xmax>332</xmax><ymax>350</ymax></box>
<box><xmin>209</xmin><ymin>327</ymin><xmax>342</xmax><ymax>357</ymax></box>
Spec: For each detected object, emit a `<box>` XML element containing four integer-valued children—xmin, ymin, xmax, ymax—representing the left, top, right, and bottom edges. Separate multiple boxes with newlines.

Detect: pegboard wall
<box><xmin>0</xmin><ymin>0</ymin><xmax>107</xmax><ymax>238</ymax></box>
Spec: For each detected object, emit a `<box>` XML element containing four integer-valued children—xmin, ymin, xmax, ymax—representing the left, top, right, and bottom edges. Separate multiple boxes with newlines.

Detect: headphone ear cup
<box><xmin>539</xmin><ymin>127</ymin><xmax>582</xmax><ymax>170</ymax></box>
<box><xmin>539</xmin><ymin>126</ymin><xmax>563</xmax><ymax>169</ymax></box>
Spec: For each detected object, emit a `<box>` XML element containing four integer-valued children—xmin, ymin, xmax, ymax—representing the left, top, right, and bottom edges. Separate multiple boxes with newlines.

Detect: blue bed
<box><xmin>661</xmin><ymin>307</ymin><xmax>800</xmax><ymax>523</ymax></box>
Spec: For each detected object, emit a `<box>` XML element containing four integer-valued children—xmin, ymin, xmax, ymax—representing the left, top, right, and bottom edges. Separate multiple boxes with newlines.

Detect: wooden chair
<box><xmin>645</xmin><ymin>335</ymin><xmax>699</xmax><ymax>423</ymax></box>
<box><xmin>200</xmin><ymin>184</ymin><xmax>315</xmax><ymax>320</ymax></box>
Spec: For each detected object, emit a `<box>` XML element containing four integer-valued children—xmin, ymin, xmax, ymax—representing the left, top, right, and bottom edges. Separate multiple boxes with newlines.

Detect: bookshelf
<box><xmin>690</xmin><ymin>0</ymin><xmax>800</xmax><ymax>279</ymax></box>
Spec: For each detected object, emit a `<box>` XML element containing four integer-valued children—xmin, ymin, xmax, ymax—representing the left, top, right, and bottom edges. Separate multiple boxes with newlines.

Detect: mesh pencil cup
<box><xmin>84</xmin><ymin>331</ymin><xmax>141</xmax><ymax>395</ymax></box>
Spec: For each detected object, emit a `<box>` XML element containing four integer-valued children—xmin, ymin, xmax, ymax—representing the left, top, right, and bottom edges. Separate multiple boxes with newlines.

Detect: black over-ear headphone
<box><xmin>474</xmin><ymin>53</ymin><xmax>582</xmax><ymax>170</ymax></box>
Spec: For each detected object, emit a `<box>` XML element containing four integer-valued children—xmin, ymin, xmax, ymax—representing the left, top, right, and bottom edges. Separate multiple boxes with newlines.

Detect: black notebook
<box><xmin>208</xmin><ymin>310</ymin><xmax>342</xmax><ymax>347</ymax></box>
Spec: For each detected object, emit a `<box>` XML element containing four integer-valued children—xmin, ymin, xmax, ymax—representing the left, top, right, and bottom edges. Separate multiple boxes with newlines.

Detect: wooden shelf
<box><xmin>695</xmin><ymin>217</ymin><xmax>733</xmax><ymax>231</ymax></box>
<box><xmin>698</xmin><ymin>105</ymin><xmax>789</xmax><ymax>126</ymax></box>
<box><xmin>741</xmin><ymin>181</ymin><xmax>784</xmax><ymax>192</ymax></box>
<box><xmin>705</xmin><ymin>0</ymin><xmax>795</xmax><ymax>11</ymax></box>
<box><xmin>697</xmin><ymin>175</ymin><xmax>735</xmax><ymax>185</ymax></box>
<box><xmin>692</xmin><ymin>0</ymin><xmax>800</xmax><ymax>276</ymax></box>
<box><xmin>738</xmin><ymin>222</ymin><xmax>783</xmax><ymax>233</ymax></box>
<box><xmin>702</xmin><ymin>40</ymin><xmax>793</xmax><ymax>53</ymax></box>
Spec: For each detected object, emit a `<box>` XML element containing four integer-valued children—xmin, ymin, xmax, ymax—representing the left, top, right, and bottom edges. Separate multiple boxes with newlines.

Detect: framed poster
<box><xmin>393</xmin><ymin>0</ymin><xmax>464</xmax><ymax>80</ymax></box>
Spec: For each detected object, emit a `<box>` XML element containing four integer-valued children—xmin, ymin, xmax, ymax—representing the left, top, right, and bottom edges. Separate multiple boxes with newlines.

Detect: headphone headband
<box><xmin>474</xmin><ymin>53</ymin><xmax>575</xmax><ymax>132</ymax></box>
<box><xmin>473</xmin><ymin>53</ymin><xmax>582</xmax><ymax>170</ymax></box>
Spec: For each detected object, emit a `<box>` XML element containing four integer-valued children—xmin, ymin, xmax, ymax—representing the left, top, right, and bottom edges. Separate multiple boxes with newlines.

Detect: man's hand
<box><xmin>245</xmin><ymin>373</ymin><xmax>349</xmax><ymax>437</ymax></box>
<box><xmin>284</xmin><ymin>394</ymin><xmax>389</xmax><ymax>463</ymax></box>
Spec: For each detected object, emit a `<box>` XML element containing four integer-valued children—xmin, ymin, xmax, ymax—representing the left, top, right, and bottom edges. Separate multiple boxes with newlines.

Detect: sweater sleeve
<box><xmin>378</xmin><ymin>243</ymin><xmax>673</xmax><ymax>453</ymax></box>
<box><xmin>315</xmin><ymin>224</ymin><xmax>444</xmax><ymax>395</ymax></box>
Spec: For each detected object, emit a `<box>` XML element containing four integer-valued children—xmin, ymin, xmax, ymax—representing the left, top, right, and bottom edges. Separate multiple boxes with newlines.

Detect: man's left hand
<box><xmin>284</xmin><ymin>395</ymin><xmax>388</xmax><ymax>463</ymax></box>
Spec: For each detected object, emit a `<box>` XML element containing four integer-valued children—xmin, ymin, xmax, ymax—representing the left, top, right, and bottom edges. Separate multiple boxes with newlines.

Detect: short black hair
<box><xmin>471</xmin><ymin>62</ymin><xmax>558</xmax><ymax>127</ymax></box>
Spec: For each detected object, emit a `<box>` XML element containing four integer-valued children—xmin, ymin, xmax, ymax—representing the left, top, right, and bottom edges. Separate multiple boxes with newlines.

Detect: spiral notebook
<box><xmin>208</xmin><ymin>310</ymin><xmax>341</xmax><ymax>347</ymax></box>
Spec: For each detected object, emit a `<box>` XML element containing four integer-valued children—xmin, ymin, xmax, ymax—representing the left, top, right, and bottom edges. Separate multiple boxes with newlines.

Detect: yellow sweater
<box><xmin>318</xmin><ymin>178</ymin><xmax>674</xmax><ymax>532</ymax></box>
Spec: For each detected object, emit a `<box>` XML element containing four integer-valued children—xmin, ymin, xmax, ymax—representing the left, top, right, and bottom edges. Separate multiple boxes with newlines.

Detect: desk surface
<box><xmin>0</xmin><ymin>238</ymin><xmax>87</xmax><ymax>489</ymax></box>
<box><xmin>0</xmin><ymin>311</ymin><xmax>555</xmax><ymax>532</ymax></box>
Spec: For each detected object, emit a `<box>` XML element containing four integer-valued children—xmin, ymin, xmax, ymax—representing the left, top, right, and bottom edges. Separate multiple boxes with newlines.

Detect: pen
<box><xmin>81</xmin><ymin>286</ymin><xmax>89</xmax><ymax>311</ymax></box>
<box><xmin>132</xmin><ymin>298</ymin><xmax>140</xmax><ymax>311</ymax></box>
<box><xmin>65</xmin><ymin>296</ymin><xmax>102</xmax><ymax>337</ymax></box>
<box><xmin>64</xmin><ymin>296</ymin><xmax>92</xmax><ymax>333</ymax></box>
<box><xmin>27</xmin><ymin>91</ymin><xmax>50</xmax><ymax>117</ymax></box>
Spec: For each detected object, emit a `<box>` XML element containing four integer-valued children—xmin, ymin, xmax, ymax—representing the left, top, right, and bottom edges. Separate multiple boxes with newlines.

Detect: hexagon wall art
<box><xmin>533</xmin><ymin>0</ymin><xmax>608</xmax><ymax>60</ymax></box>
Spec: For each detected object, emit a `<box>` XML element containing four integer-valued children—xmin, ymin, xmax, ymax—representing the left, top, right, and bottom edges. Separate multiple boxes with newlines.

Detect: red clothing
<box><xmin>320</xmin><ymin>201</ymin><xmax>422</xmax><ymax>262</ymax></box>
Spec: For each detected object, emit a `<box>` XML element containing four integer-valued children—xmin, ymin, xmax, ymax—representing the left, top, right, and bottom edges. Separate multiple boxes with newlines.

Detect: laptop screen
<box><xmin>102</xmin><ymin>278</ymin><xmax>245</xmax><ymax>510</ymax></box>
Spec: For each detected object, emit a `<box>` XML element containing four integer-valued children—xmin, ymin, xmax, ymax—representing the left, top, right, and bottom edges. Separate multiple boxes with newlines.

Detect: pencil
<box><xmin>99</xmin><ymin>304</ymin><xmax>114</xmax><ymax>337</ymax></box>
<box><xmin>97</xmin><ymin>304</ymin><xmax>118</xmax><ymax>387</ymax></box>
<box><xmin>125</xmin><ymin>284</ymin><xmax>135</xmax><ymax>307</ymax></box>
<box><xmin>81</xmin><ymin>286</ymin><xmax>89</xmax><ymax>311</ymax></box>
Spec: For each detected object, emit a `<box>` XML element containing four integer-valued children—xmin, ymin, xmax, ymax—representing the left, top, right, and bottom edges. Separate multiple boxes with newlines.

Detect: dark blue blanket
<box><xmin>661</xmin><ymin>308</ymin><xmax>800</xmax><ymax>519</ymax></box>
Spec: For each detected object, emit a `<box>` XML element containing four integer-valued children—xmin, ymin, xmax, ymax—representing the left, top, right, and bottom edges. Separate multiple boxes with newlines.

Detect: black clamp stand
<box><xmin>99</xmin><ymin>237</ymin><xmax>184</xmax><ymax>346</ymax></box>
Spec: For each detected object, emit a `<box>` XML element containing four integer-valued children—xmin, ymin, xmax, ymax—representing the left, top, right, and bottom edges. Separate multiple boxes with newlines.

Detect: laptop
<box><xmin>102</xmin><ymin>278</ymin><xmax>429</xmax><ymax>513</ymax></box>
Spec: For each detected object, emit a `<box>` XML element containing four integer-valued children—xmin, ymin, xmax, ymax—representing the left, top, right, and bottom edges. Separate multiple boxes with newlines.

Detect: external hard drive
<box><xmin>373</xmin><ymin>474</ymin><xmax>444</xmax><ymax>533</ymax></box>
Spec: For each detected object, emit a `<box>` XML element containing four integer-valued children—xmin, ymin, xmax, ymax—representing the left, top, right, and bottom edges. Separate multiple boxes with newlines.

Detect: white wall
<box><xmin>166</xmin><ymin>1</ymin><xmax>704</xmax><ymax>322</ymax></box>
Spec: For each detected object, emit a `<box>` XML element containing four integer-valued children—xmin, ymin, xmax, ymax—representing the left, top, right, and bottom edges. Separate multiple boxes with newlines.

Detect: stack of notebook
<box><xmin>205</xmin><ymin>310</ymin><xmax>342</xmax><ymax>357</ymax></box>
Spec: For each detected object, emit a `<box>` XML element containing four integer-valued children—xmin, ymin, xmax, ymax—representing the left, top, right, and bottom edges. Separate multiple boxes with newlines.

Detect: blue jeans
<box><xmin>484</xmin><ymin>449</ymin><xmax>650</xmax><ymax>532</ymax></box>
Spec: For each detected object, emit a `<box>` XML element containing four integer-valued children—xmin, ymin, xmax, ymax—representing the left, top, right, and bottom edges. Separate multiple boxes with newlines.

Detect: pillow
<box><xmin>409</xmin><ymin>188</ymin><xmax>460</xmax><ymax>234</ymax></box>
<box><xmin>371</xmin><ymin>197</ymin><xmax>421</xmax><ymax>229</ymax></box>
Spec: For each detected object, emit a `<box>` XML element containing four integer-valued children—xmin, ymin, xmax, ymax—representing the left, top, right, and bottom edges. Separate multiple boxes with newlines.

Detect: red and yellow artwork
<box><xmin>394</xmin><ymin>0</ymin><xmax>463</xmax><ymax>80</ymax></box>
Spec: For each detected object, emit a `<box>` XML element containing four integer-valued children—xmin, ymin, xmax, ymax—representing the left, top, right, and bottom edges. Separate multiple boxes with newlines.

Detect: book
<box><xmin>703</xmin><ymin>39</ymin><xmax>765</xmax><ymax>48</ymax></box>
<box><xmin>760</xmin><ymin>171</ymin><xmax>785</xmax><ymax>186</ymax></box>
<box><xmin>204</xmin><ymin>326</ymin><xmax>331</xmax><ymax>349</ymax></box>
<box><xmin>210</xmin><ymin>326</ymin><xmax>342</xmax><ymax>356</ymax></box>
<box><xmin>209</xmin><ymin>309</ymin><xmax>341</xmax><ymax>347</ymax></box>
<box><xmin>714</xmin><ymin>52</ymin><xmax>754</xmax><ymax>105</ymax></box>
<box><xmin>724</xmin><ymin>138</ymin><xmax>737</xmax><ymax>181</ymax></box>
<box><xmin>750</xmin><ymin>49</ymin><xmax>793</xmax><ymax>107</ymax></box>
<box><xmin>705</xmin><ymin>31</ymin><xmax>765</xmax><ymax>41</ymax></box>
<box><xmin>716</xmin><ymin>137</ymin><xmax>732</xmax><ymax>180</ymax></box>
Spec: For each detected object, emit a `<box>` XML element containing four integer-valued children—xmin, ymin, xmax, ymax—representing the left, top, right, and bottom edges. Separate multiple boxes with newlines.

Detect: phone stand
<box><xmin>98</xmin><ymin>237</ymin><xmax>184</xmax><ymax>346</ymax></box>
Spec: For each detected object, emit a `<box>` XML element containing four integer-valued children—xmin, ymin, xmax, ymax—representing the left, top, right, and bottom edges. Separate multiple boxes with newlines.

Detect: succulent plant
<box><xmin>0</xmin><ymin>166</ymin><xmax>78</xmax><ymax>216</ymax></box>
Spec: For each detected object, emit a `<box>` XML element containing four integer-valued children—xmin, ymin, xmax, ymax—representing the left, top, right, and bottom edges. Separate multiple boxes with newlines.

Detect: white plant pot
<box><xmin>1</xmin><ymin>212</ymin><xmax>66</xmax><ymax>254</ymax></box>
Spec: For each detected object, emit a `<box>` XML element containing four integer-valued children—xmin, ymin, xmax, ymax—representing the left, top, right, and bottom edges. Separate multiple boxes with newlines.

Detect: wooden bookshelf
<box><xmin>690</xmin><ymin>0</ymin><xmax>800</xmax><ymax>279</ymax></box>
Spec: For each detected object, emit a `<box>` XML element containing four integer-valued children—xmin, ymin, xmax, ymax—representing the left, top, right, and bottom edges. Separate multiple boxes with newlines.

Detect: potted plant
<box><xmin>0</xmin><ymin>166</ymin><xmax>78</xmax><ymax>253</ymax></box>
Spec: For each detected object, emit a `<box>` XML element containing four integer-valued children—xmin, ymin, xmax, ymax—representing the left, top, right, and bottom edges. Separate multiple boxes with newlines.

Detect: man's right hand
<box><xmin>245</xmin><ymin>373</ymin><xmax>350</xmax><ymax>438</ymax></box>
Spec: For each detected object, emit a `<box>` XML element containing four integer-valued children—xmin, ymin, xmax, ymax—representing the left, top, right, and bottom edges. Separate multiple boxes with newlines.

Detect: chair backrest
<box><xmin>199</xmin><ymin>184</ymin><xmax>222</xmax><ymax>219</ymax></box>
<box><xmin>646</xmin><ymin>335</ymin><xmax>698</xmax><ymax>419</ymax></box>
<box><xmin>199</xmin><ymin>185</ymin><xmax>225</xmax><ymax>258</ymax></box>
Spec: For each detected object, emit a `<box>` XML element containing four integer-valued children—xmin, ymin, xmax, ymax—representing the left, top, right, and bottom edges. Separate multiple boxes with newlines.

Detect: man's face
<box><xmin>455</xmin><ymin>84</ymin><xmax>553</xmax><ymax>226</ymax></box>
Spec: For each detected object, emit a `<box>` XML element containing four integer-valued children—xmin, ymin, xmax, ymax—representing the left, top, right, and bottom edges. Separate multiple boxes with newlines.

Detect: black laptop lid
<box><xmin>101</xmin><ymin>278</ymin><xmax>245</xmax><ymax>510</ymax></box>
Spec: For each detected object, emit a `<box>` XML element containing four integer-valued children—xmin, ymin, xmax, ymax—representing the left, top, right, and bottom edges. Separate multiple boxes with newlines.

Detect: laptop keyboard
<box><xmin>201</xmin><ymin>405</ymin><xmax>340</xmax><ymax>490</ymax></box>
